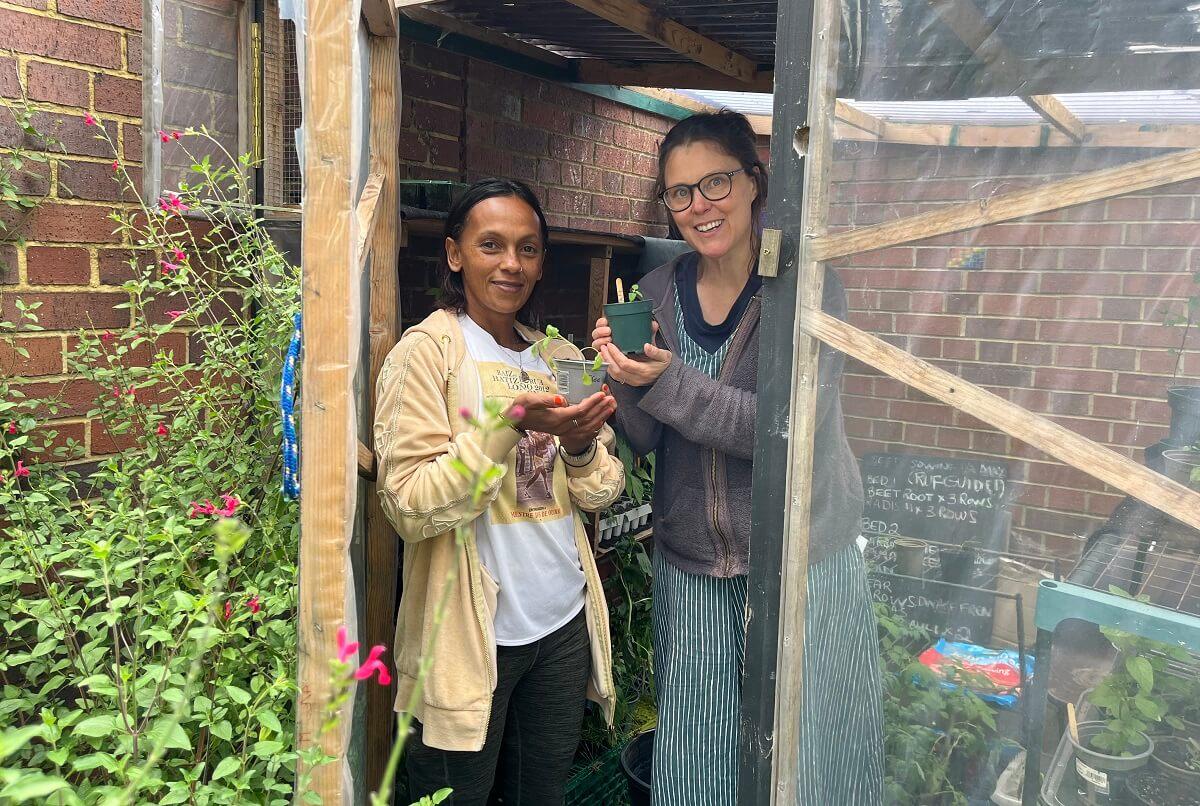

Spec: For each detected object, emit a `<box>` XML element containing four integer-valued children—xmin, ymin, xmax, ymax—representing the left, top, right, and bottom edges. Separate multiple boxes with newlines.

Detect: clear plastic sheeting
<box><xmin>806</xmin><ymin>1</ymin><xmax>1200</xmax><ymax>804</ymax></box>
<box><xmin>156</xmin><ymin>0</ymin><xmax>246</xmax><ymax>198</ymax></box>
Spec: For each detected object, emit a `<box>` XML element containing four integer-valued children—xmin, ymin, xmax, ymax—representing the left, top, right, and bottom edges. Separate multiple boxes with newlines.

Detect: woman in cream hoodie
<box><xmin>373</xmin><ymin>178</ymin><xmax>623</xmax><ymax>805</ymax></box>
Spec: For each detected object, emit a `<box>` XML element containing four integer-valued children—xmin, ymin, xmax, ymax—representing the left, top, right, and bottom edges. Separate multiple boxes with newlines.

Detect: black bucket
<box><xmin>620</xmin><ymin>730</ymin><xmax>654</xmax><ymax>806</ymax></box>
<box><xmin>1167</xmin><ymin>386</ymin><xmax>1200</xmax><ymax>447</ymax></box>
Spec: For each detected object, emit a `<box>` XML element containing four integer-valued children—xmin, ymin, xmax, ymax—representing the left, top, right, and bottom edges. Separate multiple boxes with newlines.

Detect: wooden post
<box><xmin>738</xmin><ymin>0</ymin><xmax>816</xmax><ymax>800</ymax></box>
<box><xmin>770</xmin><ymin>0</ymin><xmax>840</xmax><ymax>801</ymax></box>
<box><xmin>364</xmin><ymin>18</ymin><xmax>402</xmax><ymax>797</ymax></box>
<box><xmin>587</xmin><ymin>248</ymin><xmax>613</xmax><ymax>335</ymax></box>
<box><xmin>297</xmin><ymin>0</ymin><xmax>363</xmax><ymax>802</ymax></box>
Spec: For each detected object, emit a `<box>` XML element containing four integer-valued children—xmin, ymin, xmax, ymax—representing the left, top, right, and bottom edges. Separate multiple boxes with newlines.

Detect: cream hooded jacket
<box><xmin>373</xmin><ymin>308</ymin><xmax>621</xmax><ymax>751</ymax></box>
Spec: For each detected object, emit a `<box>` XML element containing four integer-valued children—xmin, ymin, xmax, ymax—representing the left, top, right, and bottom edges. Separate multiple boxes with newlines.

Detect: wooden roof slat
<box><xmin>1021</xmin><ymin>94</ymin><xmax>1087</xmax><ymax>142</ymax></box>
<box><xmin>834</xmin><ymin>100</ymin><xmax>884</xmax><ymax>138</ymax></box>
<box><xmin>401</xmin><ymin>6</ymin><xmax>571</xmax><ymax>68</ymax></box>
<box><xmin>814</xmin><ymin>147</ymin><xmax>1200</xmax><ymax>262</ymax></box>
<box><xmin>558</xmin><ymin>0</ymin><xmax>758</xmax><ymax>82</ymax></box>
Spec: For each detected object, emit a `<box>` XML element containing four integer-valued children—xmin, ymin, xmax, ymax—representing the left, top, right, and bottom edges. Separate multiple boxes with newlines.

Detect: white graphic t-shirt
<box><xmin>459</xmin><ymin>314</ymin><xmax>586</xmax><ymax>645</ymax></box>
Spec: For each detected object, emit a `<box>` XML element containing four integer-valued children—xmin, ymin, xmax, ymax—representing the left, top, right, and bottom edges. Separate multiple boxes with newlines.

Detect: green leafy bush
<box><xmin>0</xmin><ymin>122</ymin><xmax>301</xmax><ymax>804</ymax></box>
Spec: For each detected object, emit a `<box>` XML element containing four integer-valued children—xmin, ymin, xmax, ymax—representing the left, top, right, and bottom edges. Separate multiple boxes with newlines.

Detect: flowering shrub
<box><xmin>0</xmin><ymin>122</ymin><xmax>301</xmax><ymax>803</ymax></box>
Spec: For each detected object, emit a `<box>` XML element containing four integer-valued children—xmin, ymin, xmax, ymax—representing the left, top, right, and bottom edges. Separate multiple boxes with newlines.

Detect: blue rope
<box><xmin>280</xmin><ymin>312</ymin><xmax>301</xmax><ymax>499</ymax></box>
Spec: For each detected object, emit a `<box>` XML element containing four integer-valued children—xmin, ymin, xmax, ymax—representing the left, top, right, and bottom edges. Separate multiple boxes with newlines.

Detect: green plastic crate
<box><xmin>565</xmin><ymin>745</ymin><xmax>630</xmax><ymax>806</ymax></box>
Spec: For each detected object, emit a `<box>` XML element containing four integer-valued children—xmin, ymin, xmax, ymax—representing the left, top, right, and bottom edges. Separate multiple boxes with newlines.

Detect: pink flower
<box><xmin>458</xmin><ymin>406</ymin><xmax>472</xmax><ymax>420</ymax></box>
<box><xmin>224</xmin><ymin>600</ymin><xmax>233</xmax><ymax>621</ymax></box>
<box><xmin>84</xmin><ymin>113</ymin><xmax>96</xmax><ymax>126</ymax></box>
<box><xmin>5</xmin><ymin>422</ymin><xmax>16</xmax><ymax>435</ymax></box>
<box><xmin>336</xmin><ymin>625</ymin><xmax>359</xmax><ymax>664</ymax></box>
<box><xmin>112</xmin><ymin>386</ymin><xmax>133</xmax><ymax>399</ymax></box>
<box><xmin>171</xmin><ymin>248</ymin><xmax>186</xmax><ymax>263</ymax></box>
<box><xmin>216</xmin><ymin>493</ymin><xmax>239</xmax><ymax>517</ymax></box>
<box><xmin>189</xmin><ymin>499</ymin><xmax>216</xmax><ymax>518</ymax></box>
<box><xmin>156</xmin><ymin>423</ymin><xmax>169</xmax><ymax>437</ymax></box>
<box><xmin>111</xmin><ymin>160</ymin><xmax>120</xmax><ymax>171</ymax></box>
<box><xmin>171</xmin><ymin>131</ymin><xmax>181</xmax><ymax>140</ymax></box>
<box><xmin>13</xmin><ymin>461</ymin><xmax>30</xmax><ymax>479</ymax></box>
<box><xmin>160</xmin><ymin>260</ymin><xmax>181</xmax><ymax>275</ymax></box>
<box><xmin>158</xmin><ymin>193</ymin><xmax>189</xmax><ymax>215</ymax></box>
<box><xmin>159</xmin><ymin>130</ymin><xmax>170</xmax><ymax>143</ymax></box>
<box><xmin>247</xmin><ymin>594</ymin><xmax>260</xmax><ymax>614</ymax></box>
<box><xmin>509</xmin><ymin>404</ymin><xmax>526</xmax><ymax>421</ymax></box>
<box><xmin>353</xmin><ymin>645</ymin><xmax>392</xmax><ymax>686</ymax></box>
<box><xmin>100</xmin><ymin>330</ymin><xmax>115</xmax><ymax>343</ymax></box>
<box><xmin>166</xmin><ymin>310</ymin><xmax>186</xmax><ymax>321</ymax></box>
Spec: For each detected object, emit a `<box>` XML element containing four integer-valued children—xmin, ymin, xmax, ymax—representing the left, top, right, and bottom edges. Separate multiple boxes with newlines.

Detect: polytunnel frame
<box><xmin>277</xmin><ymin>0</ymin><xmax>1200</xmax><ymax>804</ymax></box>
<box><xmin>750</xmin><ymin>1</ymin><xmax>1200</xmax><ymax>804</ymax></box>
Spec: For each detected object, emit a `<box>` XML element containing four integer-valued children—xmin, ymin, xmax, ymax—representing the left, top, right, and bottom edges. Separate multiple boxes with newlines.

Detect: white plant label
<box><xmin>1075</xmin><ymin>759</ymin><xmax>1109</xmax><ymax>794</ymax></box>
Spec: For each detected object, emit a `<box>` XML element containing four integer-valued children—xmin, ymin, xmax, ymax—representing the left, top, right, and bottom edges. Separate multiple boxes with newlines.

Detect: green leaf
<box><xmin>0</xmin><ymin>774</ymin><xmax>71</xmax><ymax>802</ymax></box>
<box><xmin>1126</xmin><ymin>656</ymin><xmax>1154</xmax><ymax>692</ymax></box>
<box><xmin>211</xmin><ymin>755</ymin><xmax>241</xmax><ymax>781</ymax></box>
<box><xmin>225</xmin><ymin>685</ymin><xmax>251</xmax><ymax>705</ymax></box>
<box><xmin>0</xmin><ymin>725</ymin><xmax>45</xmax><ymax>762</ymax></box>
<box><xmin>74</xmin><ymin>715</ymin><xmax>118</xmax><ymax>738</ymax></box>
<box><xmin>146</xmin><ymin>718</ymin><xmax>191</xmax><ymax>751</ymax></box>
<box><xmin>258</xmin><ymin>710</ymin><xmax>283</xmax><ymax>734</ymax></box>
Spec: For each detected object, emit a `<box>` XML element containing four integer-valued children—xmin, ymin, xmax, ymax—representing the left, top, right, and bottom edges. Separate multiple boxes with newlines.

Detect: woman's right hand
<box><xmin>507</xmin><ymin>391</ymin><xmax>616</xmax><ymax>439</ymax></box>
<box><xmin>591</xmin><ymin>318</ymin><xmax>612</xmax><ymax>351</ymax></box>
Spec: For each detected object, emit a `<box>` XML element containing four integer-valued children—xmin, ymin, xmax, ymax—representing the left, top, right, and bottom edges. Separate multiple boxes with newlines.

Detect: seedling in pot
<box><xmin>605</xmin><ymin>278</ymin><xmax>655</xmax><ymax>355</ymax></box>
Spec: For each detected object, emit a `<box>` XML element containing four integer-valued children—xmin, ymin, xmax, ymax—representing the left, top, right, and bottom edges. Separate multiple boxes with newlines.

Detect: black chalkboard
<box><xmin>859</xmin><ymin>453</ymin><xmax>1014</xmax><ymax>644</ymax></box>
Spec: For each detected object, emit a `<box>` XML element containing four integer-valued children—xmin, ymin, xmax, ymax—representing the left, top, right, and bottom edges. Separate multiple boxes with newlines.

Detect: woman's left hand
<box><xmin>599</xmin><ymin>336</ymin><xmax>672</xmax><ymax>388</ymax></box>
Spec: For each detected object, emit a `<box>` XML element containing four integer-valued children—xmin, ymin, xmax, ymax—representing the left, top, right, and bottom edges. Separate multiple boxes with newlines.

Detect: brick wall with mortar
<box><xmin>830</xmin><ymin>142</ymin><xmax>1200</xmax><ymax>560</ymax></box>
<box><xmin>393</xmin><ymin>36</ymin><xmax>676</xmax><ymax>331</ymax></box>
<box><xmin>1</xmin><ymin>0</ymin><xmax>149</xmax><ymax>464</ymax></box>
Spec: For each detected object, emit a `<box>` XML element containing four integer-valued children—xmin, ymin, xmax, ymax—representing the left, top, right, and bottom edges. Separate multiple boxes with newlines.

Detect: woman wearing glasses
<box><xmin>592</xmin><ymin>111</ymin><xmax>883</xmax><ymax>805</ymax></box>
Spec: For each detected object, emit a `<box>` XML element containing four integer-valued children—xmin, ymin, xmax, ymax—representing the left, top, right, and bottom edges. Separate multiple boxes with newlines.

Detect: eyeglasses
<box><xmin>658</xmin><ymin>169</ymin><xmax>745</xmax><ymax>212</ymax></box>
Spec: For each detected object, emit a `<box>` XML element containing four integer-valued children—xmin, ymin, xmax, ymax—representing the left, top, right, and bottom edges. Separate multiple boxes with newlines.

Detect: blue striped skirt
<box><xmin>651</xmin><ymin>541</ymin><xmax>885</xmax><ymax>805</ymax></box>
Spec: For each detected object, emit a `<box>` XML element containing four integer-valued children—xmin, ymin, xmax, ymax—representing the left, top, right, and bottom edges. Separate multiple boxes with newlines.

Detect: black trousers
<box><xmin>405</xmin><ymin>610</ymin><xmax>591</xmax><ymax>806</ymax></box>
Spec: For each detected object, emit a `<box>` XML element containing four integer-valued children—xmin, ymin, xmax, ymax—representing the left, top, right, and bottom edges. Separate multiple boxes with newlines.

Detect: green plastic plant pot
<box><xmin>604</xmin><ymin>299</ymin><xmax>654</xmax><ymax>355</ymax></box>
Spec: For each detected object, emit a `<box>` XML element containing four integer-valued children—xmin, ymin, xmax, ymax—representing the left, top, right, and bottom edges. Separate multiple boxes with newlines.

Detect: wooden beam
<box><xmin>587</xmin><ymin>249</ymin><xmax>613</xmax><ymax>336</ymax></box>
<box><xmin>559</xmin><ymin>0</ymin><xmax>757</xmax><ymax>83</ymax></box>
<box><xmin>814</xmin><ymin>147</ymin><xmax>1200</xmax><ymax>262</ymax></box>
<box><xmin>297</xmin><ymin>0</ymin><xmax>361</xmax><ymax>801</ymax></box>
<box><xmin>834</xmin><ymin>100</ymin><xmax>883</xmax><ymax>138</ymax></box>
<box><xmin>803</xmin><ymin>309</ymin><xmax>1200</xmax><ymax>534</ymax></box>
<box><xmin>833</xmin><ymin>120</ymin><xmax>1200</xmax><ymax>149</ymax></box>
<box><xmin>771</xmin><ymin>0</ymin><xmax>841</xmax><ymax>800</ymax></box>
<box><xmin>625</xmin><ymin>85</ymin><xmax>718</xmax><ymax>114</ymax></box>
<box><xmin>574</xmin><ymin>60</ymin><xmax>774</xmax><ymax>92</ymax></box>
<box><xmin>1021</xmin><ymin>94</ymin><xmax>1086</xmax><ymax>143</ymax></box>
<box><xmin>355</xmin><ymin>173</ymin><xmax>385</xmax><ymax>271</ymax></box>
<box><xmin>362</xmin><ymin>0</ymin><xmax>397</xmax><ymax>36</ymax></box>
<box><xmin>363</xmin><ymin>20</ymin><xmax>402</xmax><ymax>793</ymax></box>
<box><xmin>358</xmin><ymin>440</ymin><xmax>377</xmax><ymax>480</ymax></box>
<box><xmin>400</xmin><ymin>7</ymin><xmax>570</xmax><ymax>70</ymax></box>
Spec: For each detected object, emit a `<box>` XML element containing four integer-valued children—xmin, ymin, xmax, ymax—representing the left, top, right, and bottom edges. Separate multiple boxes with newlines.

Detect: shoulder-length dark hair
<box><xmin>438</xmin><ymin>178</ymin><xmax>550</xmax><ymax>326</ymax></box>
<box><xmin>655</xmin><ymin>110</ymin><xmax>768</xmax><ymax>238</ymax></box>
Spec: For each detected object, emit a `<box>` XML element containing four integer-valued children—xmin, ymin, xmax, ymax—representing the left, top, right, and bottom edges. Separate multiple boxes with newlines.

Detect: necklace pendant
<box><xmin>520</xmin><ymin>369</ymin><xmax>529</xmax><ymax>382</ymax></box>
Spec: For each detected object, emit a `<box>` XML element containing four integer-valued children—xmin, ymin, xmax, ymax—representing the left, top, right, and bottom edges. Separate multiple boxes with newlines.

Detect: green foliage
<box><xmin>0</xmin><ymin>78</ymin><xmax>64</xmax><ymax>271</ymax></box>
<box><xmin>1089</xmin><ymin>587</ymin><xmax>1194</xmax><ymax>756</ymax></box>
<box><xmin>0</xmin><ymin>124</ymin><xmax>301</xmax><ymax>804</ymax></box>
<box><xmin>626</xmin><ymin>285</ymin><xmax>643</xmax><ymax>303</ymax></box>
<box><xmin>876</xmin><ymin>604</ymin><xmax>999</xmax><ymax>806</ymax></box>
<box><xmin>615</xmin><ymin>436</ymin><xmax>654</xmax><ymax>506</ymax></box>
<box><xmin>580</xmin><ymin>531</ymin><xmax>655</xmax><ymax>758</ymax></box>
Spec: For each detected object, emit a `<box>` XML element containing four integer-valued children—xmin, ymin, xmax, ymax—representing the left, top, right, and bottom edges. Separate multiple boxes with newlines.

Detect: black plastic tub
<box><xmin>620</xmin><ymin>730</ymin><xmax>654</xmax><ymax>806</ymax></box>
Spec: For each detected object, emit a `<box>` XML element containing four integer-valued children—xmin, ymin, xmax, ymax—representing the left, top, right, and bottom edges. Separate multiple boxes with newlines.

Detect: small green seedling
<box><xmin>530</xmin><ymin>325</ymin><xmax>561</xmax><ymax>371</ymax></box>
<box><xmin>627</xmin><ymin>284</ymin><xmax>643</xmax><ymax>302</ymax></box>
<box><xmin>581</xmin><ymin>353</ymin><xmax>604</xmax><ymax>386</ymax></box>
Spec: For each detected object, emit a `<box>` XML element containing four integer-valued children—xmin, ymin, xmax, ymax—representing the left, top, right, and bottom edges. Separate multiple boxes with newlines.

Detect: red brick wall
<box><xmin>396</xmin><ymin>38</ymin><xmax>672</xmax><ymax>237</ymax></box>
<box><xmin>393</xmin><ymin>37</ymin><xmax>675</xmax><ymax>331</ymax></box>
<box><xmin>831</xmin><ymin>142</ymin><xmax>1200</xmax><ymax>559</ymax></box>
<box><xmin>1</xmin><ymin>0</ymin><xmax>145</xmax><ymax>466</ymax></box>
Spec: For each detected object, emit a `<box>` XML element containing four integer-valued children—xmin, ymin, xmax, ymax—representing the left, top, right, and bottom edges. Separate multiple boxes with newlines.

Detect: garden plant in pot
<box><xmin>1070</xmin><ymin>619</ymin><xmax>1187</xmax><ymax>805</ymax></box>
<box><xmin>604</xmin><ymin>280</ymin><xmax>655</xmax><ymax>355</ymax></box>
<box><xmin>530</xmin><ymin>325</ymin><xmax>609</xmax><ymax>405</ymax></box>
